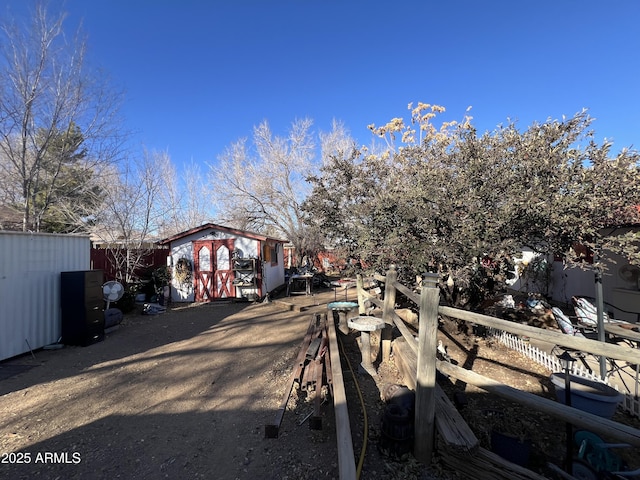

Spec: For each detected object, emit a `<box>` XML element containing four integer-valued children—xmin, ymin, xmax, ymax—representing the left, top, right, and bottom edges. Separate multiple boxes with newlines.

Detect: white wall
<box><xmin>550</xmin><ymin>253</ymin><xmax>640</xmax><ymax>322</ymax></box>
<box><xmin>509</xmin><ymin>245</ymin><xmax>640</xmax><ymax>322</ymax></box>
<box><xmin>262</xmin><ymin>253</ymin><xmax>285</xmax><ymax>295</ymax></box>
<box><xmin>0</xmin><ymin>231</ymin><xmax>90</xmax><ymax>361</ymax></box>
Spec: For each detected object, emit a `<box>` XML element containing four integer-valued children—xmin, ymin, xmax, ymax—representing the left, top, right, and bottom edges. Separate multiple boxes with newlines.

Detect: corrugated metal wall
<box><xmin>0</xmin><ymin>231</ymin><xmax>90</xmax><ymax>361</ymax></box>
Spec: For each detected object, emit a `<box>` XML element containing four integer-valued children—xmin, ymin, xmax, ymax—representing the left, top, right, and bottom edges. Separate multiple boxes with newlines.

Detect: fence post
<box><xmin>381</xmin><ymin>265</ymin><xmax>398</xmax><ymax>363</ymax></box>
<box><xmin>414</xmin><ymin>273</ymin><xmax>440</xmax><ymax>464</ymax></box>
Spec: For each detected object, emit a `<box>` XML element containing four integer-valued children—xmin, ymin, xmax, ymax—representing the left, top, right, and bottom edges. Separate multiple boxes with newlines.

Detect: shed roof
<box><xmin>157</xmin><ymin>223</ymin><xmax>288</xmax><ymax>245</ymax></box>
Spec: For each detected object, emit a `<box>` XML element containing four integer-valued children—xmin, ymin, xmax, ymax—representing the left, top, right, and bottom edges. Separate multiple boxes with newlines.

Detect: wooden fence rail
<box><xmin>357</xmin><ymin>265</ymin><xmax>640</xmax><ymax>465</ymax></box>
<box><xmin>492</xmin><ymin>329</ymin><xmax>640</xmax><ymax>418</ymax></box>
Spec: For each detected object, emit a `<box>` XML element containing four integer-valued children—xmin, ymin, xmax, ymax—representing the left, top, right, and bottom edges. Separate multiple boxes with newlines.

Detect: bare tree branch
<box><xmin>0</xmin><ymin>1</ymin><xmax>125</xmax><ymax>232</ymax></box>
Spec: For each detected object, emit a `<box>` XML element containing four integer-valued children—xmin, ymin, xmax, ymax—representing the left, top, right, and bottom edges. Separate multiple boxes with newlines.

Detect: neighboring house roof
<box><xmin>157</xmin><ymin>223</ymin><xmax>288</xmax><ymax>245</ymax></box>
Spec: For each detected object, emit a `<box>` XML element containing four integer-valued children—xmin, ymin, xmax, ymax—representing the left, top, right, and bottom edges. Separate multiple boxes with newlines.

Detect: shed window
<box><xmin>263</xmin><ymin>243</ymin><xmax>278</xmax><ymax>266</ymax></box>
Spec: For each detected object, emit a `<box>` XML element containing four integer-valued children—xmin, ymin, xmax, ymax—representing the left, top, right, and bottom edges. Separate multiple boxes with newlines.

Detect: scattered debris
<box><xmin>142</xmin><ymin>303</ymin><xmax>166</xmax><ymax>315</ymax></box>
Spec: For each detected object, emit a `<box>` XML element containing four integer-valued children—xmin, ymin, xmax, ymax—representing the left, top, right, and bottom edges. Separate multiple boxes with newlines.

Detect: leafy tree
<box><xmin>0</xmin><ymin>1</ymin><xmax>124</xmax><ymax>232</ymax></box>
<box><xmin>304</xmin><ymin>103</ymin><xmax>640</xmax><ymax>308</ymax></box>
<box><xmin>30</xmin><ymin>123</ymin><xmax>105</xmax><ymax>232</ymax></box>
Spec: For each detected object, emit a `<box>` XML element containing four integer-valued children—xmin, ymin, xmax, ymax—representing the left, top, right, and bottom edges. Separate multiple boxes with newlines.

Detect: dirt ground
<box><xmin>1</xmin><ymin>286</ymin><xmax>639</xmax><ymax>480</ymax></box>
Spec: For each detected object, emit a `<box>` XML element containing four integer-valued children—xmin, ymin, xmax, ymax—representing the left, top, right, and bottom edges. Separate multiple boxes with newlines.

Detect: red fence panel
<box><xmin>90</xmin><ymin>247</ymin><xmax>168</xmax><ymax>283</ymax></box>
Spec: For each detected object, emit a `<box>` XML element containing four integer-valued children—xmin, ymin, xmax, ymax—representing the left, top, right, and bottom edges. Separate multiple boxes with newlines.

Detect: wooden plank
<box><xmin>326</xmin><ymin>312</ymin><xmax>357</xmax><ymax>480</ymax></box>
<box><xmin>306</xmin><ymin>337</ymin><xmax>322</xmax><ymax>360</ymax></box>
<box><xmin>439</xmin><ymin>305</ymin><xmax>640</xmax><ymax>365</ymax></box>
<box><xmin>381</xmin><ymin>266</ymin><xmax>398</xmax><ymax>363</ymax></box>
<box><xmin>393</xmin><ymin>335</ymin><xmax>640</xmax><ymax>447</ymax></box>
<box><xmin>302</xmin><ymin>359</ymin><xmax>315</xmax><ymax>391</ymax></box>
<box><xmin>293</xmin><ymin>321</ymin><xmax>322</xmax><ymax>384</ymax></box>
<box><xmin>439</xmin><ymin>445</ymin><xmax>549</xmax><ymax>480</ymax></box>
<box><xmin>433</xmin><ymin>382</ymin><xmax>479</xmax><ymax>452</ymax></box>
<box><xmin>356</xmin><ymin>274</ymin><xmax>366</xmax><ymax>315</ymax></box>
<box><xmin>436</xmin><ymin>358</ymin><xmax>640</xmax><ymax>447</ymax></box>
<box><xmin>382</xmin><ymin>266</ymin><xmax>398</xmax><ymax>324</ymax></box>
<box><xmin>323</xmin><ymin>326</ymin><xmax>334</xmax><ymax>398</ymax></box>
<box><xmin>393</xmin><ymin>337</ymin><xmax>479</xmax><ymax>452</ymax></box>
<box><xmin>265</xmin><ymin>314</ymin><xmax>318</xmax><ymax>438</ymax></box>
<box><xmin>392</xmin><ymin>309</ymin><xmax>418</xmax><ymax>352</ymax></box>
<box><xmin>393</xmin><ymin>337</ymin><xmax>417</xmax><ymax>389</ymax></box>
<box><xmin>310</xmin><ymin>358</ymin><xmax>324</xmax><ymax>430</ymax></box>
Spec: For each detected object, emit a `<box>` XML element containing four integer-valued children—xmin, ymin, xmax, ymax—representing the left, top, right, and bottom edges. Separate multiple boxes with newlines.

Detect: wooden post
<box><xmin>381</xmin><ymin>265</ymin><xmax>398</xmax><ymax>363</ymax></box>
<box><xmin>414</xmin><ymin>273</ymin><xmax>439</xmax><ymax>464</ymax></box>
<box><xmin>595</xmin><ymin>265</ymin><xmax>607</xmax><ymax>380</ymax></box>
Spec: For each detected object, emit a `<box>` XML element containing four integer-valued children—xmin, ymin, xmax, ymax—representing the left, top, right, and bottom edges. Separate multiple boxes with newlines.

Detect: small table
<box><xmin>287</xmin><ymin>274</ymin><xmax>314</xmax><ymax>296</ymax></box>
<box><xmin>348</xmin><ymin>316</ymin><xmax>385</xmax><ymax>375</ymax></box>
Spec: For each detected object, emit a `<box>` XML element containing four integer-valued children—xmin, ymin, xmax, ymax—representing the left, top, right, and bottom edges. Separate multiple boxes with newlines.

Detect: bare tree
<box><xmin>211</xmin><ymin>118</ymin><xmax>356</xmax><ymax>264</ymax></box>
<box><xmin>93</xmin><ymin>150</ymin><xmax>167</xmax><ymax>285</ymax></box>
<box><xmin>155</xmin><ymin>155</ymin><xmax>211</xmax><ymax>237</ymax></box>
<box><xmin>0</xmin><ymin>1</ymin><xmax>124</xmax><ymax>232</ymax></box>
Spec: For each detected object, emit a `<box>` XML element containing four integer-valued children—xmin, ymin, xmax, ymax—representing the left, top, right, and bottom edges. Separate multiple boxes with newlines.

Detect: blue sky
<box><xmin>5</xmin><ymin>0</ymin><xmax>640</xmax><ymax>170</ymax></box>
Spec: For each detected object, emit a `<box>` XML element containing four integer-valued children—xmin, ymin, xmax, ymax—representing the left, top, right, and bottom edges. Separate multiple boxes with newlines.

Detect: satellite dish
<box><xmin>103</xmin><ymin>281</ymin><xmax>124</xmax><ymax>309</ymax></box>
<box><xmin>618</xmin><ymin>264</ymin><xmax>640</xmax><ymax>285</ymax></box>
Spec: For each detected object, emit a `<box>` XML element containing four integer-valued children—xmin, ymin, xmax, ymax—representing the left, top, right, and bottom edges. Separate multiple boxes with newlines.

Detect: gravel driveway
<box><xmin>0</xmin><ymin>294</ymin><xmax>346</xmax><ymax>480</ymax></box>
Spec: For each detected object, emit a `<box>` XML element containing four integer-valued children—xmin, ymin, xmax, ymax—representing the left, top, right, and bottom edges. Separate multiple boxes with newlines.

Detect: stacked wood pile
<box><xmin>265</xmin><ymin>313</ymin><xmax>330</xmax><ymax>437</ymax></box>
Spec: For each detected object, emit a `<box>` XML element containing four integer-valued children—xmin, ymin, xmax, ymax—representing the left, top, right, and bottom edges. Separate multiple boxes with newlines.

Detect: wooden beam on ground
<box><xmin>306</xmin><ymin>337</ymin><xmax>322</xmax><ymax>360</ymax></box>
<box><xmin>310</xmin><ymin>358</ymin><xmax>324</xmax><ymax>430</ymax></box>
<box><xmin>438</xmin><ymin>444</ymin><xmax>549</xmax><ymax>480</ymax></box>
<box><xmin>301</xmin><ymin>359</ymin><xmax>315</xmax><ymax>391</ymax></box>
<box><xmin>326</xmin><ymin>312</ymin><xmax>357</xmax><ymax>480</ymax></box>
<box><xmin>393</xmin><ymin>337</ymin><xmax>479</xmax><ymax>452</ymax></box>
<box><xmin>433</xmin><ymin>381</ymin><xmax>479</xmax><ymax>452</ymax></box>
<box><xmin>265</xmin><ymin>314</ymin><xmax>318</xmax><ymax>438</ymax></box>
<box><xmin>323</xmin><ymin>325</ymin><xmax>334</xmax><ymax>398</ymax></box>
<box><xmin>293</xmin><ymin>324</ymin><xmax>321</xmax><ymax>385</ymax></box>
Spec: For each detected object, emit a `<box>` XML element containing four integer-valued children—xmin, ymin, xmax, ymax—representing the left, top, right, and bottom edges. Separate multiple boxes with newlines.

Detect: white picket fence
<box><xmin>489</xmin><ymin>329</ymin><xmax>640</xmax><ymax>418</ymax></box>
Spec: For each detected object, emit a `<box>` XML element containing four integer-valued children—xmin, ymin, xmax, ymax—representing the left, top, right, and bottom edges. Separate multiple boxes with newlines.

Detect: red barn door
<box><xmin>193</xmin><ymin>239</ymin><xmax>235</xmax><ymax>301</ymax></box>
